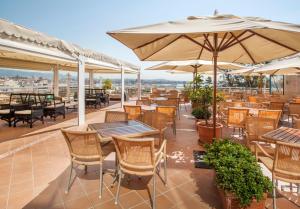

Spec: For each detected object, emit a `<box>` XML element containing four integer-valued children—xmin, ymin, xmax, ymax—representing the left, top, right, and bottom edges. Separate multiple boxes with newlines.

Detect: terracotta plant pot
<box><xmin>218</xmin><ymin>189</ymin><xmax>267</xmax><ymax>209</ymax></box>
<box><xmin>196</xmin><ymin>121</ymin><xmax>223</xmax><ymax>144</ymax></box>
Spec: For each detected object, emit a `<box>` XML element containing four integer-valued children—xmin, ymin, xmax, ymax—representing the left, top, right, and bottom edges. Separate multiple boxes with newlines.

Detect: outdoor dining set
<box><xmin>0</xmin><ymin>89</ymin><xmax>110</xmax><ymax>128</ymax></box>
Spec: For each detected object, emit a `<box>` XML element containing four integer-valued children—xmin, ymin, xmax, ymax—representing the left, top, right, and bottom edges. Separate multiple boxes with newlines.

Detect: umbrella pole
<box><xmin>213</xmin><ymin>33</ymin><xmax>218</xmax><ymax>138</ymax></box>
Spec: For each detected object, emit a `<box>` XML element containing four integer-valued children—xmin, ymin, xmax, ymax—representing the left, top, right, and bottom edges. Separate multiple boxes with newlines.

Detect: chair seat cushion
<box><xmin>0</xmin><ymin>109</ymin><xmax>10</xmax><ymax>114</ymax></box>
<box><xmin>15</xmin><ymin>110</ymin><xmax>32</xmax><ymax>115</ymax></box>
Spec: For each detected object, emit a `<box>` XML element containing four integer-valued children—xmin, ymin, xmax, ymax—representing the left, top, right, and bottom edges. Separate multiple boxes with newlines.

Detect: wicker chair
<box><xmin>61</xmin><ymin>129</ymin><xmax>114</xmax><ymax>199</ymax></box>
<box><xmin>112</xmin><ymin>131</ymin><xmax>167</xmax><ymax>209</ymax></box>
<box><xmin>256</xmin><ymin>141</ymin><xmax>300</xmax><ymax>209</ymax></box>
<box><xmin>270</xmin><ymin>102</ymin><xmax>285</xmax><ymax>111</ymax></box>
<box><xmin>143</xmin><ymin>111</ymin><xmax>168</xmax><ymax>145</ymax></box>
<box><xmin>294</xmin><ymin>117</ymin><xmax>300</xmax><ymax>129</ymax></box>
<box><xmin>248</xmin><ymin>96</ymin><xmax>257</xmax><ymax>103</ymax></box>
<box><xmin>123</xmin><ymin>105</ymin><xmax>142</xmax><ymax>120</ymax></box>
<box><xmin>136</xmin><ymin>99</ymin><xmax>151</xmax><ymax>106</ymax></box>
<box><xmin>288</xmin><ymin>103</ymin><xmax>300</xmax><ymax>126</ymax></box>
<box><xmin>245</xmin><ymin>117</ymin><xmax>276</xmax><ymax>155</ymax></box>
<box><xmin>156</xmin><ymin>106</ymin><xmax>177</xmax><ymax>135</ymax></box>
<box><xmin>105</xmin><ymin>111</ymin><xmax>128</xmax><ymax>123</ymax></box>
<box><xmin>258</xmin><ymin>110</ymin><xmax>282</xmax><ymax>128</ymax></box>
<box><xmin>179</xmin><ymin>93</ymin><xmax>190</xmax><ymax>111</ymax></box>
<box><xmin>227</xmin><ymin>108</ymin><xmax>249</xmax><ymax>135</ymax></box>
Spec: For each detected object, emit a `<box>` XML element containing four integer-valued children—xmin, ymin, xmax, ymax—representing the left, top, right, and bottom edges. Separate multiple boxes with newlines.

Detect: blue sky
<box><xmin>1</xmin><ymin>0</ymin><xmax>300</xmax><ymax>80</ymax></box>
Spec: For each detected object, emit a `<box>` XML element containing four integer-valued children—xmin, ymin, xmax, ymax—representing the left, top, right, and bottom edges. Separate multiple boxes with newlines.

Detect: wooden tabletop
<box><xmin>141</xmin><ymin>105</ymin><xmax>157</xmax><ymax>111</ymax></box>
<box><xmin>88</xmin><ymin>120</ymin><xmax>157</xmax><ymax>138</ymax></box>
<box><xmin>261</xmin><ymin>127</ymin><xmax>300</xmax><ymax>144</ymax></box>
<box><xmin>151</xmin><ymin>97</ymin><xmax>168</xmax><ymax>101</ymax></box>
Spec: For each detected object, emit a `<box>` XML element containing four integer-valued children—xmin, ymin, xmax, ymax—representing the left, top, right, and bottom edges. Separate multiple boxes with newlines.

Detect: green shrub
<box><xmin>191</xmin><ymin>107</ymin><xmax>211</xmax><ymax>120</ymax></box>
<box><xmin>204</xmin><ymin>140</ymin><xmax>272</xmax><ymax>207</ymax></box>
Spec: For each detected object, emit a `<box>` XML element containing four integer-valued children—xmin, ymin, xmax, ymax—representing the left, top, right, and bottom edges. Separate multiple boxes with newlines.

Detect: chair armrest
<box><xmin>254</xmin><ymin>141</ymin><xmax>274</xmax><ymax>160</ymax></box>
<box><xmin>155</xmin><ymin>139</ymin><xmax>167</xmax><ymax>166</ymax></box>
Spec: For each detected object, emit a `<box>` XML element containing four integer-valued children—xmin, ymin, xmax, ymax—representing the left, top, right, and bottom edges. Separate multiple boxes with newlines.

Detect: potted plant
<box><xmin>188</xmin><ymin>75</ymin><xmax>223</xmax><ymax>143</ymax></box>
<box><xmin>205</xmin><ymin>140</ymin><xmax>272</xmax><ymax>209</ymax></box>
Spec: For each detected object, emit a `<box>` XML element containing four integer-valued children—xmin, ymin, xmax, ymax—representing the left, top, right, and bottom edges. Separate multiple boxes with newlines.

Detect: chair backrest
<box><xmin>136</xmin><ymin>99</ymin><xmax>151</xmax><ymax>106</ymax></box>
<box><xmin>258</xmin><ymin>110</ymin><xmax>282</xmax><ymax>128</ymax></box>
<box><xmin>294</xmin><ymin>117</ymin><xmax>300</xmax><ymax>129</ymax></box>
<box><xmin>143</xmin><ymin>111</ymin><xmax>168</xmax><ymax>131</ymax></box>
<box><xmin>288</xmin><ymin>103</ymin><xmax>300</xmax><ymax>116</ymax></box>
<box><xmin>273</xmin><ymin>141</ymin><xmax>300</xmax><ymax>183</ymax></box>
<box><xmin>293</xmin><ymin>98</ymin><xmax>300</xmax><ymax>103</ymax></box>
<box><xmin>166</xmin><ymin>98</ymin><xmax>179</xmax><ymax>107</ymax></box>
<box><xmin>61</xmin><ymin>129</ymin><xmax>102</xmax><ymax>161</ymax></box>
<box><xmin>123</xmin><ymin>105</ymin><xmax>142</xmax><ymax>120</ymax></box>
<box><xmin>105</xmin><ymin>111</ymin><xmax>128</xmax><ymax>123</ymax></box>
<box><xmin>112</xmin><ymin>135</ymin><xmax>155</xmax><ymax>175</ymax></box>
<box><xmin>270</xmin><ymin>102</ymin><xmax>285</xmax><ymax>111</ymax></box>
<box><xmin>156</xmin><ymin>106</ymin><xmax>176</xmax><ymax>122</ymax></box>
<box><xmin>245</xmin><ymin>117</ymin><xmax>276</xmax><ymax>146</ymax></box>
<box><xmin>227</xmin><ymin>108</ymin><xmax>249</xmax><ymax>128</ymax></box>
<box><xmin>248</xmin><ymin>96</ymin><xmax>257</xmax><ymax>103</ymax></box>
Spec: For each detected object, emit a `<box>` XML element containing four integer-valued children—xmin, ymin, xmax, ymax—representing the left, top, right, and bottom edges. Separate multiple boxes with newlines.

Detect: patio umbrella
<box><xmin>108</xmin><ymin>13</ymin><xmax>300</xmax><ymax>137</ymax></box>
<box><xmin>227</xmin><ymin>67</ymin><xmax>257</xmax><ymax>76</ymax></box>
<box><xmin>146</xmin><ymin>60</ymin><xmax>243</xmax><ymax>77</ymax></box>
<box><xmin>253</xmin><ymin>56</ymin><xmax>300</xmax><ymax>75</ymax></box>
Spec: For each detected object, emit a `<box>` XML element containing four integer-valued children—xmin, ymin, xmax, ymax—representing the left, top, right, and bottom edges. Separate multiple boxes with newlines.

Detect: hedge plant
<box><xmin>204</xmin><ymin>139</ymin><xmax>272</xmax><ymax>207</ymax></box>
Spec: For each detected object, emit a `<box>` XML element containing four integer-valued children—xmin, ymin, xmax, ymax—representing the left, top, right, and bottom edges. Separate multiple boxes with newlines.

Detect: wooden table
<box><xmin>261</xmin><ymin>127</ymin><xmax>300</xmax><ymax>144</ymax></box>
<box><xmin>151</xmin><ymin>97</ymin><xmax>168</xmax><ymax>101</ymax></box>
<box><xmin>141</xmin><ymin>104</ymin><xmax>157</xmax><ymax>112</ymax></box>
<box><xmin>88</xmin><ymin>120</ymin><xmax>157</xmax><ymax>139</ymax></box>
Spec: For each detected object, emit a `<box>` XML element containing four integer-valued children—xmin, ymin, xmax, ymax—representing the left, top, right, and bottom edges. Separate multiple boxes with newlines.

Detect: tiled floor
<box><xmin>0</xmin><ymin>102</ymin><xmax>299</xmax><ymax>209</ymax></box>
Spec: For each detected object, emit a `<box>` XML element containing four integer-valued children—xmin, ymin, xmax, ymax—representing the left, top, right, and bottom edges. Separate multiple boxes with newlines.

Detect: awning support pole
<box><xmin>137</xmin><ymin>70</ymin><xmax>141</xmax><ymax>100</ymax></box>
<box><xmin>89</xmin><ymin>71</ymin><xmax>94</xmax><ymax>88</ymax></box>
<box><xmin>78</xmin><ymin>55</ymin><xmax>85</xmax><ymax>126</ymax></box>
<box><xmin>121</xmin><ymin>65</ymin><xmax>125</xmax><ymax>107</ymax></box>
<box><xmin>53</xmin><ymin>66</ymin><xmax>59</xmax><ymax>96</ymax></box>
<box><xmin>66</xmin><ymin>72</ymin><xmax>71</xmax><ymax>101</ymax></box>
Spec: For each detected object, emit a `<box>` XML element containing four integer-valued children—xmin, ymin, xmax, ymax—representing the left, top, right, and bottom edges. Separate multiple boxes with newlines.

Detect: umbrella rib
<box><xmin>230</xmin><ymin>32</ymin><xmax>256</xmax><ymax>64</ymax></box>
<box><xmin>224</xmin><ymin>33</ymin><xmax>255</xmax><ymax>49</ymax></box>
<box><xmin>141</xmin><ymin>35</ymin><xmax>182</xmax><ymax>60</ymax></box>
<box><xmin>249</xmin><ymin>30</ymin><xmax>298</xmax><ymax>52</ymax></box>
<box><xmin>183</xmin><ymin>35</ymin><xmax>212</xmax><ymax>51</ymax></box>
<box><xmin>203</xmin><ymin>34</ymin><xmax>214</xmax><ymax>51</ymax></box>
<box><xmin>220</xmin><ymin>30</ymin><xmax>248</xmax><ymax>50</ymax></box>
<box><xmin>133</xmin><ymin>34</ymin><xmax>170</xmax><ymax>50</ymax></box>
<box><xmin>217</xmin><ymin>32</ymin><xmax>228</xmax><ymax>51</ymax></box>
<box><xmin>219</xmin><ymin>33</ymin><xmax>235</xmax><ymax>50</ymax></box>
<box><xmin>197</xmin><ymin>45</ymin><xmax>204</xmax><ymax>59</ymax></box>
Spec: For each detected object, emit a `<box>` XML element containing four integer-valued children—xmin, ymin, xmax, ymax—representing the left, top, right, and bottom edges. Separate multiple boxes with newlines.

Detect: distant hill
<box><xmin>0</xmin><ymin>69</ymin><xmax>52</xmax><ymax>79</ymax></box>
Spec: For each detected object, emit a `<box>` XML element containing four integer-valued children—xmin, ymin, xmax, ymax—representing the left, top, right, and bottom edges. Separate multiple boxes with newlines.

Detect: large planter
<box><xmin>197</xmin><ymin>121</ymin><xmax>223</xmax><ymax>144</ymax></box>
<box><xmin>218</xmin><ymin>189</ymin><xmax>267</xmax><ymax>209</ymax></box>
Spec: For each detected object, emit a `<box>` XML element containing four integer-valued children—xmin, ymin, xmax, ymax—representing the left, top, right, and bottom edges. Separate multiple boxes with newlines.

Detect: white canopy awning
<box><xmin>0</xmin><ymin>18</ymin><xmax>139</xmax><ymax>73</ymax></box>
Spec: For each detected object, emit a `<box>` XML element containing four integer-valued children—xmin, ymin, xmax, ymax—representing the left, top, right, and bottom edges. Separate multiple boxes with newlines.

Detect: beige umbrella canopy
<box><xmin>253</xmin><ymin>56</ymin><xmax>300</xmax><ymax>75</ymax></box>
<box><xmin>227</xmin><ymin>67</ymin><xmax>257</xmax><ymax>76</ymax></box>
<box><xmin>108</xmin><ymin>13</ymin><xmax>300</xmax><ymax>137</ymax></box>
<box><xmin>146</xmin><ymin>60</ymin><xmax>243</xmax><ymax>74</ymax></box>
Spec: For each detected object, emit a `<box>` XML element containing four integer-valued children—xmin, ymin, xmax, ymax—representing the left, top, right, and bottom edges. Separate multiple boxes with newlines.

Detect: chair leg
<box><xmin>152</xmin><ymin>174</ymin><xmax>156</xmax><ymax>209</ymax></box>
<box><xmin>115</xmin><ymin>170</ymin><xmax>122</xmax><ymax>205</ymax></box>
<box><xmin>65</xmin><ymin>161</ymin><xmax>73</xmax><ymax>193</ymax></box>
<box><xmin>164</xmin><ymin>155</ymin><xmax>167</xmax><ymax>185</ymax></box>
<box><xmin>99</xmin><ymin>163</ymin><xmax>103</xmax><ymax>198</ymax></box>
<box><xmin>272</xmin><ymin>178</ymin><xmax>277</xmax><ymax>209</ymax></box>
<box><xmin>84</xmin><ymin>165</ymin><xmax>87</xmax><ymax>174</ymax></box>
<box><xmin>173</xmin><ymin>121</ymin><xmax>176</xmax><ymax>135</ymax></box>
